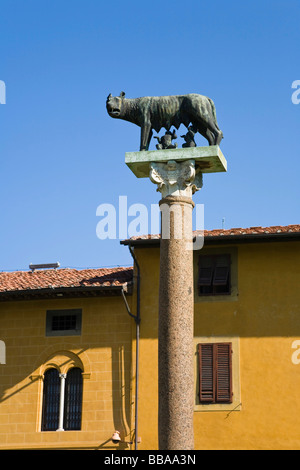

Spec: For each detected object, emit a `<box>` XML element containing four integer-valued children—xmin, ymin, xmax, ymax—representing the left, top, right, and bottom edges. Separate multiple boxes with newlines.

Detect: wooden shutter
<box><xmin>199</xmin><ymin>267</ymin><xmax>214</xmax><ymax>285</ymax></box>
<box><xmin>213</xmin><ymin>255</ymin><xmax>230</xmax><ymax>286</ymax></box>
<box><xmin>213</xmin><ymin>266</ymin><xmax>229</xmax><ymax>285</ymax></box>
<box><xmin>198</xmin><ymin>254</ymin><xmax>231</xmax><ymax>295</ymax></box>
<box><xmin>215</xmin><ymin>343</ymin><xmax>232</xmax><ymax>403</ymax></box>
<box><xmin>198</xmin><ymin>343</ymin><xmax>215</xmax><ymax>402</ymax></box>
<box><xmin>198</xmin><ymin>256</ymin><xmax>214</xmax><ymax>286</ymax></box>
<box><xmin>198</xmin><ymin>342</ymin><xmax>232</xmax><ymax>404</ymax></box>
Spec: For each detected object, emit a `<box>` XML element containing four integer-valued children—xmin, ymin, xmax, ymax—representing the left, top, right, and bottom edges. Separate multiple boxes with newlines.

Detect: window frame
<box><xmin>63</xmin><ymin>368</ymin><xmax>83</xmax><ymax>431</ymax></box>
<box><xmin>41</xmin><ymin>367</ymin><xmax>83</xmax><ymax>432</ymax></box>
<box><xmin>41</xmin><ymin>368</ymin><xmax>61</xmax><ymax>431</ymax></box>
<box><xmin>194</xmin><ymin>337</ymin><xmax>241</xmax><ymax>413</ymax></box>
<box><xmin>45</xmin><ymin>309</ymin><xmax>82</xmax><ymax>337</ymax></box>
<box><xmin>198</xmin><ymin>254</ymin><xmax>231</xmax><ymax>296</ymax></box>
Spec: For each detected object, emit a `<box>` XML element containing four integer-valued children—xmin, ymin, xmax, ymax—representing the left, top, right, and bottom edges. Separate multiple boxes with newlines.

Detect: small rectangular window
<box><xmin>52</xmin><ymin>315</ymin><xmax>77</xmax><ymax>331</ymax></box>
<box><xmin>46</xmin><ymin>309</ymin><xmax>82</xmax><ymax>337</ymax></box>
<box><xmin>198</xmin><ymin>254</ymin><xmax>231</xmax><ymax>295</ymax></box>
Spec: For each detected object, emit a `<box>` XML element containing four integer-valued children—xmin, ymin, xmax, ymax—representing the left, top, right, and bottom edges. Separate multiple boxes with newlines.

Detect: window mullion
<box><xmin>57</xmin><ymin>373</ymin><xmax>67</xmax><ymax>431</ymax></box>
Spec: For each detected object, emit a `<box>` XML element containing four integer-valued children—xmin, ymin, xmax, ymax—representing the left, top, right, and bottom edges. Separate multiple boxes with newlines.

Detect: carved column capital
<box><xmin>149</xmin><ymin>159</ymin><xmax>203</xmax><ymax>198</ymax></box>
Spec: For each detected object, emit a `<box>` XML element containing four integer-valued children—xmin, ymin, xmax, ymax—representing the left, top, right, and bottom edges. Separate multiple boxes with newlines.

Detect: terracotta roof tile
<box><xmin>126</xmin><ymin>224</ymin><xmax>300</xmax><ymax>241</ymax></box>
<box><xmin>0</xmin><ymin>267</ymin><xmax>133</xmax><ymax>293</ymax></box>
<box><xmin>0</xmin><ymin>225</ymin><xmax>299</xmax><ymax>294</ymax></box>
<box><xmin>200</xmin><ymin>224</ymin><xmax>300</xmax><ymax>237</ymax></box>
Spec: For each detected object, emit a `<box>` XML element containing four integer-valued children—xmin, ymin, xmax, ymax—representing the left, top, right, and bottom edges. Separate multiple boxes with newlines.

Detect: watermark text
<box><xmin>0</xmin><ymin>80</ymin><xmax>6</xmax><ymax>104</ymax></box>
<box><xmin>96</xmin><ymin>196</ymin><xmax>204</xmax><ymax>250</ymax></box>
<box><xmin>291</xmin><ymin>80</ymin><xmax>300</xmax><ymax>105</ymax></box>
<box><xmin>291</xmin><ymin>340</ymin><xmax>300</xmax><ymax>364</ymax></box>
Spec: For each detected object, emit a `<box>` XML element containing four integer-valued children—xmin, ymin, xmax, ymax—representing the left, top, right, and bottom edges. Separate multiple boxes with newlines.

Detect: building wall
<box><xmin>0</xmin><ymin>239</ymin><xmax>299</xmax><ymax>450</ymax></box>
<box><xmin>0</xmin><ymin>295</ymin><xmax>134</xmax><ymax>449</ymax></box>
<box><xmin>133</xmin><ymin>240</ymin><xmax>300</xmax><ymax>450</ymax></box>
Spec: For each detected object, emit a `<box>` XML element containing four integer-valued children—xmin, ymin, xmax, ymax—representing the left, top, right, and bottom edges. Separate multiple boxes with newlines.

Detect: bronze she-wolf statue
<box><xmin>106</xmin><ymin>91</ymin><xmax>223</xmax><ymax>151</ymax></box>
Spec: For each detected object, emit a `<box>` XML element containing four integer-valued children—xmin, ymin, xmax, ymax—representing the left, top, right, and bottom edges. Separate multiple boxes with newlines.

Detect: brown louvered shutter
<box><xmin>198</xmin><ymin>256</ymin><xmax>214</xmax><ymax>286</ymax></box>
<box><xmin>198</xmin><ymin>254</ymin><xmax>231</xmax><ymax>295</ymax></box>
<box><xmin>213</xmin><ymin>266</ymin><xmax>229</xmax><ymax>286</ymax></box>
<box><xmin>216</xmin><ymin>343</ymin><xmax>232</xmax><ymax>403</ymax></box>
<box><xmin>198</xmin><ymin>342</ymin><xmax>232</xmax><ymax>404</ymax></box>
<box><xmin>213</xmin><ymin>255</ymin><xmax>230</xmax><ymax>286</ymax></box>
<box><xmin>198</xmin><ymin>343</ymin><xmax>214</xmax><ymax>402</ymax></box>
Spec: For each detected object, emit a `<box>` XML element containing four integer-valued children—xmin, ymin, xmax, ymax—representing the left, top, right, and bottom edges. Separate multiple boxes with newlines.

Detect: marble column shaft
<box><xmin>150</xmin><ymin>159</ymin><xmax>202</xmax><ymax>450</ymax></box>
<box><xmin>158</xmin><ymin>195</ymin><xmax>195</xmax><ymax>450</ymax></box>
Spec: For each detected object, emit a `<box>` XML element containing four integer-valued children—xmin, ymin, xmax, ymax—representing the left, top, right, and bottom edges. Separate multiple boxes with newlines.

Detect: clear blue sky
<box><xmin>0</xmin><ymin>0</ymin><xmax>299</xmax><ymax>271</ymax></box>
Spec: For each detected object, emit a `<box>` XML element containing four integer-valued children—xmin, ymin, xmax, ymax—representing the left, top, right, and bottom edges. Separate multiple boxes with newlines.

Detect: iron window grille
<box><xmin>46</xmin><ymin>309</ymin><xmax>82</xmax><ymax>336</ymax></box>
<box><xmin>64</xmin><ymin>368</ymin><xmax>83</xmax><ymax>431</ymax></box>
<box><xmin>41</xmin><ymin>369</ymin><xmax>60</xmax><ymax>431</ymax></box>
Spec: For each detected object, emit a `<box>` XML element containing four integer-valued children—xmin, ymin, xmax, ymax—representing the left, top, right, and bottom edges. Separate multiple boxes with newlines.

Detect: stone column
<box><xmin>125</xmin><ymin>146</ymin><xmax>227</xmax><ymax>450</ymax></box>
<box><xmin>150</xmin><ymin>159</ymin><xmax>202</xmax><ymax>450</ymax></box>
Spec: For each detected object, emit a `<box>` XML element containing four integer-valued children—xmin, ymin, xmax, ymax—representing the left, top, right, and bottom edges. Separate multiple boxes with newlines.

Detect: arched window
<box><xmin>64</xmin><ymin>368</ymin><xmax>83</xmax><ymax>431</ymax></box>
<box><xmin>41</xmin><ymin>367</ymin><xmax>83</xmax><ymax>431</ymax></box>
<box><xmin>41</xmin><ymin>369</ymin><xmax>60</xmax><ymax>431</ymax></box>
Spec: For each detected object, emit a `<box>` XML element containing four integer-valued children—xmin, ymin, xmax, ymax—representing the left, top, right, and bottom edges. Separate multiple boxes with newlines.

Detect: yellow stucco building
<box><xmin>0</xmin><ymin>224</ymin><xmax>299</xmax><ymax>450</ymax></box>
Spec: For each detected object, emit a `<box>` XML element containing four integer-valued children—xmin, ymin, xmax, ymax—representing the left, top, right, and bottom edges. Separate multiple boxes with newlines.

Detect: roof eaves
<box><xmin>0</xmin><ymin>281</ymin><xmax>133</xmax><ymax>302</ymax></box>
<box><xmin>202</xmin><ymin>231</ymin><xmax>300</xmax><ymax>244</ymax></box>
